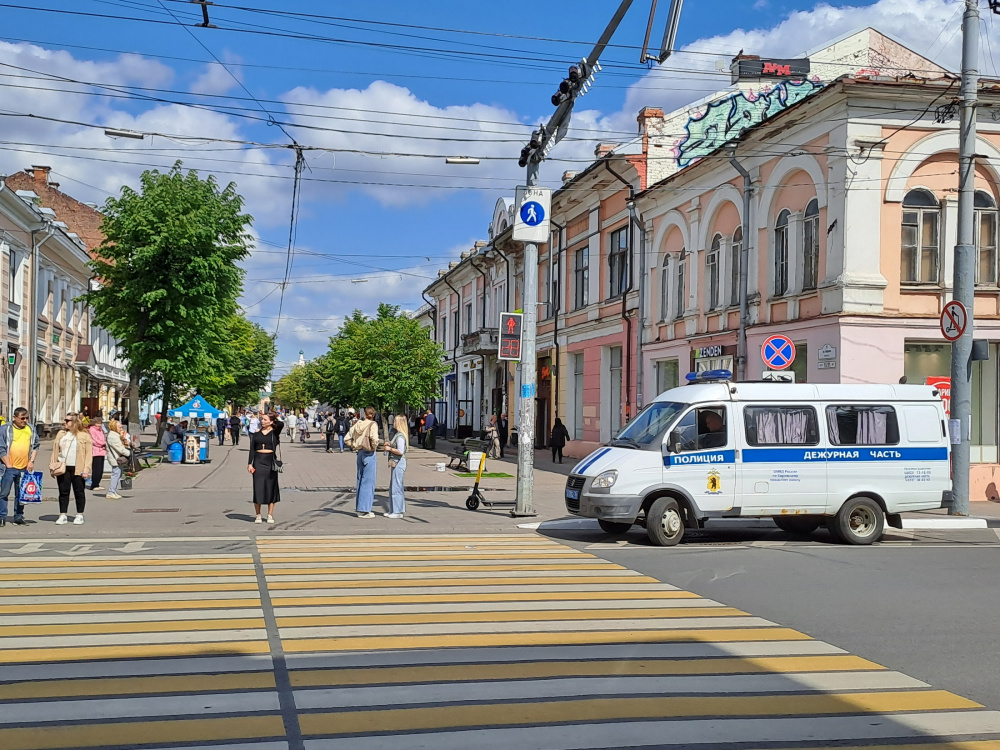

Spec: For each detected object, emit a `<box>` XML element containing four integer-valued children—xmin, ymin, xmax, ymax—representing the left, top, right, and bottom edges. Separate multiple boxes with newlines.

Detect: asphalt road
<box><xmin>554</xmin><ymin>530</ymin><xmax>1000</xmax><ymax>710</ymax></box>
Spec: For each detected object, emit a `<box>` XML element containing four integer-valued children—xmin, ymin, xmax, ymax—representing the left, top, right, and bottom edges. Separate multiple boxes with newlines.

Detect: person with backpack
<box><xmin>336</xmin><ymin>412</ymin><xmax>348</xmax><ymax>452</ymax></box>
<box><xmin>323</xmin><ymin>412</ymin><xmax>335</xmax><ymax>453</ymax></box>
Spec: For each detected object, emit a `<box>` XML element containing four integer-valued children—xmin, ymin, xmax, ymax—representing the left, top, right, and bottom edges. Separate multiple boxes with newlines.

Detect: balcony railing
<box><xmin>461</xmin><ymin>328</ymin><xmax>499</xmax><ymax>356</ymax></box>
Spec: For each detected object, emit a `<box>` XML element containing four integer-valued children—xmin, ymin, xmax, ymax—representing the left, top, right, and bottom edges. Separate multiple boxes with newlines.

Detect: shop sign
<box><xmin>733</xmin><ymin>57</ymin><xmax>811</xmax><ymax>80</ymax></box>
<box><xmin>694</xmin><ymin>345</ymin><xmax>723</xmax><ymax>359</ymax></box>
<box><xmin>926</xmin><ymin>376</ymin><xmax>951</xmax><ymax>417</ymax></box>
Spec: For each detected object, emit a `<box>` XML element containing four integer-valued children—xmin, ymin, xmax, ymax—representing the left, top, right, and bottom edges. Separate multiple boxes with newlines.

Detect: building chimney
<box><xmin>562</xmin><ymin>170</ymin><xmax>579</xmax><ymax>183</ymax></box>
<box><xmin>594</xmin><ymin>143</ymin><xmax>616</xmax><ymax>158</ymax></box>
<box><xmin>636</xmin><ymin>107</ymin><xmax>664</xmax><ymax>133</ymax></box>
<box><xmin>30</xmin><ymin>165</ymin><xmax>51</xmax><ymax>185</ymax></box>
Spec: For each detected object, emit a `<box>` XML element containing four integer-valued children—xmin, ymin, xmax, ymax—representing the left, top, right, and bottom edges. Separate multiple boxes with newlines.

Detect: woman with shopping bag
<box><xmin>346</xmin><ymin>407</ymin><xmax>379</xmax><ymax>518</ymax></box>
<box><xmin>105</xmin><ymin>419</ymin><xmax>129</xmax><ymax>500</ymax></box>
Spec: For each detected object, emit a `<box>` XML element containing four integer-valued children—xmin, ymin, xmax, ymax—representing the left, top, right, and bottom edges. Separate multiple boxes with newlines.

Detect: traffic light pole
<box><xmin>513</xmin><ymin>162</ymin><xmax>540</xmax><ymax>517</ymax></box>
<box><xmin>949</xmin><ymin>0</ymin><xmax>980</xmax><ymax>516</ymax></box>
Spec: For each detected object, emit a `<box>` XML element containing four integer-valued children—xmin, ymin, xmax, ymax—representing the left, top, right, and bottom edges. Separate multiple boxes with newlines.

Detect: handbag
<box><xmin>360</xmin><ymin>422</ymin><xmax>378</xmax><ymax>452</ymax></box>
<box><xmin>272</xmin><ymin>438</ymin><xmax>283</xmax><ymax>473</ymax></box>
<box><xmin>49</xmin><ymin>456</ymin><xmax>66</xmax><ymax>477</ymax></box>
<box><xmin>120</xmin><ymin>476</ymin><xmax>133</xmax><ymax>491</ymax></box>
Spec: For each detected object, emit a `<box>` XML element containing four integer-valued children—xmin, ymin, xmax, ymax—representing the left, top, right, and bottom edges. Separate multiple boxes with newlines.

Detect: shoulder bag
<box><xmin>361</xmin><ymin>421</ymin><xmax>378</xmax><ymax>453</ymax></box>
<box><xmin>49</xmin><ymin>431</ymin><xmax>66</xmax><ymax>477</ymax></box>
<box><xmin>272</xmin><ymin>434</ymin><xmax>284</xmax><ymax>473</ymax></box>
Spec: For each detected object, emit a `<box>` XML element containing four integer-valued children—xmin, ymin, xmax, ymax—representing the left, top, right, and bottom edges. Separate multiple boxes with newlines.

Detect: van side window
<box><xmin>743</xmin><ymin>406</ymin><xmax>819</xmax><ymax>446</ymax></box>
<box><xmin>673</xmin><ymin>407</ymin><xmax>728</xmax><ymax>452</ymax></box>
<box><xmin>826</xmin><ymin>405</ymin><xmax>900</xmax><ymax>446</ymax></box>
<box><xmin>903</xmin><ymin>405</ymin><xmax>944</xmax><ymax>443</ymax></box>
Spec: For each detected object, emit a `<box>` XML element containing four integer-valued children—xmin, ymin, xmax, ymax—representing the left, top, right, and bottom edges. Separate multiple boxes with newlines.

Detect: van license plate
<box><xmin>566</xmin><ymin>489</ymin><xmax>580</xmax><ymax>500</ymax></box>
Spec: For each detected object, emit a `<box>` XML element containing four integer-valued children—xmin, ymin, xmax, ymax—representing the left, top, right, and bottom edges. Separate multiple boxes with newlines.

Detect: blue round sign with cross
<box><xmin>520</xmin><ymin>201</ymin><xmax>545</xmax><ymax>227</ymax></box>
<box><xmin>761</xmin><ymin>334</ymin><xmax>796</xmax><ymax>370</ymax></box>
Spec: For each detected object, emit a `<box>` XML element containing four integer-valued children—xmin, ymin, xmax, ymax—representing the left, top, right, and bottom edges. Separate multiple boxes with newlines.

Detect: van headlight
<box><xmin>592</xmin><ymin>470</ymin><xmax>618</xmax><ymax>489</ymax></box>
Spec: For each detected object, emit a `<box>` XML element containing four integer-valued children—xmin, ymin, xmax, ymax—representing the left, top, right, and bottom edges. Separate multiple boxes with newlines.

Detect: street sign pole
<box><xmin>949</xmin><ymin>0</ymin><xmax>980</xmax><ymax>516</ymax></box>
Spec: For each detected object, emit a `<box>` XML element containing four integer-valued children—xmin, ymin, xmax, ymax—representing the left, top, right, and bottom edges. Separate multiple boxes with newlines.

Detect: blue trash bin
<box><xmin>199</xmin><ymin>434</ymin><xmax>209</xmax><ymax>463</ymax></box>
<box><xmin>168</xmin><ymin>442</ymin><xmax>183</xmax><ymax>464</ymax></box>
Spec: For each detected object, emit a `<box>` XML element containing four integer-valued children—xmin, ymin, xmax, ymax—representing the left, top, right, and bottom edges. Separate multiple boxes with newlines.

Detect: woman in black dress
<box><xmin>248</xmin><ymin>412</ymin><xmax>283</xmax><ymax>524</ymax></box>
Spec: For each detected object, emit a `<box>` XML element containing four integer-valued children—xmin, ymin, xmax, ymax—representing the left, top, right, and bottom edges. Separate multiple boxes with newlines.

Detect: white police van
<box><xmin>564</xmin><ymin>373</ymin><xmax>951</xmax><ymax>546</ymax></box>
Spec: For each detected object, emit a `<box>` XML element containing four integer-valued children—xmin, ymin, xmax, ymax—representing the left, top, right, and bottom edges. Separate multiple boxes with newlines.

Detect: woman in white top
<box><xmin>384</xmin><ymin>414</ymin><xmax>408</xmax><ymax>519</ymax></box>
<box><xmin>50</xmin><ymin>413</ymin><xmax>93</xmax><ymax>525</ymax></box>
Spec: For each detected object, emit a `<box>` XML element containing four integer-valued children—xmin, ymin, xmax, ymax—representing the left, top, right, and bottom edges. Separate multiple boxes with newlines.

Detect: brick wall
<box><xmin>5</xmin><ymin>166</ymin><xmax>104</xmax><ymax>252</ymax></box>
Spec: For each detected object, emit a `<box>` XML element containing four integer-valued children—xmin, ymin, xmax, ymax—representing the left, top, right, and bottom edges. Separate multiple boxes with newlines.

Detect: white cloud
<box><xmin>190</xmin><ymin>54</ymin><xmax>242</xmax><ymax>96</ymax></box>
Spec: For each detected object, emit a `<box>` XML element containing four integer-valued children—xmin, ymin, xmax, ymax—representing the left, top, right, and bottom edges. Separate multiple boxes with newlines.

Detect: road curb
<box><xmin>521</xmin><ymin>516</ymin><xmax>994</xmax><ymax>531</ymax></box>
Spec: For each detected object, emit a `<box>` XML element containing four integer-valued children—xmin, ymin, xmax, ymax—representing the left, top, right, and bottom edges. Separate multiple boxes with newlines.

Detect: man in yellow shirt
<box><xmin>0</xmin><ymin>407</ymin><xmax>39</xmax><ymax>526</ymax></box>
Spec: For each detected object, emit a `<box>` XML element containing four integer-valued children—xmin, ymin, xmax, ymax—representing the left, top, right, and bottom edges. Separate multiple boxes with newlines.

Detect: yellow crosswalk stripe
<box><xmin>0</xmin><ymin>672</ymin><xmax>276</xmax><ymax>700</ymax></box>
<box><xmin>270</xmin><ymin>590</ymin><xmax>698</xmax><ymax>605</ymax></box>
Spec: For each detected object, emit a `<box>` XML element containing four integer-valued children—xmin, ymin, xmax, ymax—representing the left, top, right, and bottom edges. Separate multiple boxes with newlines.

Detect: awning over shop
<box><xmin>168</xmin><ymin>396</ymin><xmax>223</xmax><ymax>420</ymax></box>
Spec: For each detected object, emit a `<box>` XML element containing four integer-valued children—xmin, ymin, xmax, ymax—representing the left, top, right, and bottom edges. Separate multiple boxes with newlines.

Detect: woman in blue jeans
<box><xmin>383</xmin><ymin>414</ymin><xmax>408</xmax><ymax>519</ymax></box>
<box><xmin>349</xmin><ymin>407</ymin><xmax>379</xmax><ymax>518</ymax></box>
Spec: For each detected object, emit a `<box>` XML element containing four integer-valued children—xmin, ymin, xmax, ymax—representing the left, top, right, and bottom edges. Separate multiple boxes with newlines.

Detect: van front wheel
<box><xmin>834</xmin><ymin>497</ymin><xmax>885</xmax><ymax>545</ymax></box>
<box><xmin>598</xmin><ymin>519</ymin><xmax>632</xmax><ymax>535</ymax></box>
<box><xmin>647</xmin><ymin>497</ymin><xmax>685</xmax><ymax>547</ymax></box>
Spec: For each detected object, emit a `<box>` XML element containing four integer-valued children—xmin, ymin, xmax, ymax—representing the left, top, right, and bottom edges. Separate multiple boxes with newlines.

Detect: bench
<box><xmin>447</xmin><ymin>438</ymin><xmax>491</xmax><ymax>472</ymax></box>
<box><xmin>137</xmin><ymin>452</ymin><xmax>163</xmax><ymax>469</ymax></box>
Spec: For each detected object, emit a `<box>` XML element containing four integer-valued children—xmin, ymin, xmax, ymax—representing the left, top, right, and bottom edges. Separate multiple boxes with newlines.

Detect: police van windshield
<box><xmin>611</xmin><ymin>401</ymin><xmax>686</xmax><ymax>449</ymax></box>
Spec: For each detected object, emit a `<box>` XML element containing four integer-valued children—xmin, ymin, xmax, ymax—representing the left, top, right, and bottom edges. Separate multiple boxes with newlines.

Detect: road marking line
<box><xmin>0</xmin><ymin>641</ymin><xmax>272</xmax><ymax>664</ymax></box>
<box><xmin>268</xmin><ymin>575</ymin><xmax>658</xmax><ymax>589</ymax></box>
<box><xmin>0</xmin><ymin>628</ymin><xmax>269</xmax><ymax>649</ymax></box>
<box><xmin>0</xmin><ymin>672</ymin><xmax>276</xmax><ymax>700</ymax></box>
<box><xmin>0</xmin><ymin>597</ymin><xmax>262</xmax><ymax>613</ymax></box>
<box><xmin>275</xmin><ymin>599</ymin><xmax>723</xmax><ymax>616</ymax></box>
<box><xmin>0</xmin><ymin>617</ymin><xmax>266</xmax><ymax>635</ymax></box>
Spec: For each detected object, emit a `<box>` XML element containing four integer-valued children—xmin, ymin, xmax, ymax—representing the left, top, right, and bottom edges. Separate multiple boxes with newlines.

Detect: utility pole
<box><xmin>949</xmin><ymin>0</ymin><xmax>980</xmax><ymax>516</ymax></box>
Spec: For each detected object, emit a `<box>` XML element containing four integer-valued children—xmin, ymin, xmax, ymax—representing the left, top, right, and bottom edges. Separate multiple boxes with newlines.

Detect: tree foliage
<box><xmin>317</xmin><ymin>303</ymin><xmax>449</xmax><ymax>429</ymax></box>
<box><xmin>272</xmin><ymin>364</ymin><xmax>311</xmax><ymax>412</ymax></box>
<box><xmin>193</xmin><ymin>315</ymin><xmax>276</xmax><ymax>409</ymax></box>
<box><xmin>85</xmin><ymin>162</ymin><xmax>252</xmax><ymax>439</ymax></box>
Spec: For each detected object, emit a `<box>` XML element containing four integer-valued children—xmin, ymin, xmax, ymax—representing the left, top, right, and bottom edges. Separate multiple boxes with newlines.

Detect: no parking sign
<box><xmin>761</xmin><ymin>335</ymin><xmax>796</xmax><ymax>371</ymax></box>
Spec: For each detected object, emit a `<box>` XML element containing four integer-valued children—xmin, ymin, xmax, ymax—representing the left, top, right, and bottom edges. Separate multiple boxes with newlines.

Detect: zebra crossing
<box><xmin>0</xmin><ymin>534</ymin><xmax>997</xmax><ymax>749</ymax></box>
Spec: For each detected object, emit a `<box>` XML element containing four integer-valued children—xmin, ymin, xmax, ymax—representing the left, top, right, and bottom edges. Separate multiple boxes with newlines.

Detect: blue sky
<box><xmin>0</xmin><ymin>0</ymin><xmax>984</xmax><ymax>373</ymax></box>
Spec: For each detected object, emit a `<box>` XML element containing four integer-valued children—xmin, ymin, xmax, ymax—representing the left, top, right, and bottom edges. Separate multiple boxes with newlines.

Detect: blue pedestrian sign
<box><xmin>761</xmin><ymin>334</ymin><xmax>796</xmax><ymax>371</ymax></box>
<box><xmin>520</xmin><ymin>201</ymin><xmax>545</xmax><ymax>227</ymax></box>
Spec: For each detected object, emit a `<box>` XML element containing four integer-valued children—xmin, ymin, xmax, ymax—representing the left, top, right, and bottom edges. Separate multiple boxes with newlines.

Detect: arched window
<box><xmin>901</xmin><ymin>189</ymin><xmax>940</xmax><ymax>283</ymax></box>
<box><xmin>707</xmin><ymin>234</ymin><xmax>722</xmax><ymax>310</ymax></box>
<box><xmin>975</xmin><ymin>190</ymin><xmax>998</xmax><ymax>285</ymax></box>
<box><xmin>675</xmin><ymin>250</ymin><xmax>686</xmax><ymax>319</ymax></box>
<box><xmin>774</xmin><ymin>209</ymin><xmax>790</xmax><ymax>296</ymax></box>
<box><xmin>803</xmin><ymin>199</ymin><xmax>819</xmax><ymax>290</ymax></box>
<box><xmin>659</xmin><ymin>255</ymin><xmax>670</xmax><ymax>321</ymax></box>
<box><xmin>730</xmin><ymin>226</ymin><xmax>742</xmax><ymax>307</ymax></box>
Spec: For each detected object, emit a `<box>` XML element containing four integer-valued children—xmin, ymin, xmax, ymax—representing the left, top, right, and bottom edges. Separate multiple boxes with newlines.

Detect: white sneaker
<box><xmin>356</xmin><ymin>511</ymin><xmax>376</xmax><ymax>518</ymax></box>
<box><xmin>384</xmin><ymin>513</ymin><xmax>404</xmax><ymax>519</ymax></box>
<box><xmin>73</xmin><ymin>515</ymin><xmax>85</xmax><ymax>525</ymax></box>
<box><xmin>106</xmin><ymin>492</ymin><xmax>122</xmax><ymax>500</ymax></box>
<box><xmin>254</xmin><ymin>515</ymin><xmax>262</xmax><ymax>524</ymax></box>
<box><xmin>55</xmin><ymin>514</ymin><xmax>68</xmax><ymax>525</ymax></box>
<box><xmin>267</xmin><ymin>515</ymin><xmax>275</xmax><ymax>524</ymax></box>
<box><xmin>91</xmin><ymin>486</ymin><xmax>103</xmax><ymax>492</ymax></box>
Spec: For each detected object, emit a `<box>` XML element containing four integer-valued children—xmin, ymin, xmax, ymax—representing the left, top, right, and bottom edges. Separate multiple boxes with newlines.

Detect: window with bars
<box><xmin>730</xmin><ymin>227</ymin><xmax>742</xmax><ymax>307</ymax></box>
<box><xmin>608</xmin><ymin>226</ymin><xmax>629</xmax><ymax>299</ymax></box>
<box><xmin>803</xmin><ymin>199</ymin><xmax>819</xmax><ymax>290</ymax></box>
<box><xmin>901</xmin><ymin>189</ymin><xmax>940</xmax><ymax>284</ymax></box>
<box><xmin>975</xmin><ymin>190</ymin><xmax>998</xmax><ymax>285</ymax></box>
<box><xmin>774</xmin><ymin>209</ymin><xmax>790</xmax><ymax>296</ymax></box>
<box><xmin>707</xmin><ymin>234</ymin><xmax>721</xmax><ymax>310</ymax></box>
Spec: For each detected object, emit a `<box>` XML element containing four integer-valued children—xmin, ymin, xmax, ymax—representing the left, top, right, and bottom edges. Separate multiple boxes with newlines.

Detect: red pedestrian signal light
<box><xmin>498</xmin><ymin>312</ymin><xmax>523</xmax><ymax>361</ymax></box>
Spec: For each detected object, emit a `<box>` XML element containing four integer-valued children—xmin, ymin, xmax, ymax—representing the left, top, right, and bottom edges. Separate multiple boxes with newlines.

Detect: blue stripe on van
<box><xmin>664</xmin><ymin>450</ymin><xmax>736</xmax><ymax>467</ymax></box>
<box><xmin>742</xmin><ymin>447</ymin><xmax>949</xmax><ymax>463</ymax></box>
<box><xmin>575</xmin><ymin>448</ymin><xmax>612</xmax><ymax>474</ymax></box>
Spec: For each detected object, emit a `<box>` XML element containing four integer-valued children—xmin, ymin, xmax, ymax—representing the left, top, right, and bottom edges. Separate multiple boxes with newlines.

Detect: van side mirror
<box><xmin>667</xmin><ymin>430</ymin><xmax>683</xmax><ymax>454</ymax></box>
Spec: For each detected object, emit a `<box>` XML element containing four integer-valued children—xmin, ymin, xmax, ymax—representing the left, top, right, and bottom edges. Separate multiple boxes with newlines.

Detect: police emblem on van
<box><xmin>706</xmin><ymin>471</ymin><xmax>722</xmax><ymax>494</ymax></box>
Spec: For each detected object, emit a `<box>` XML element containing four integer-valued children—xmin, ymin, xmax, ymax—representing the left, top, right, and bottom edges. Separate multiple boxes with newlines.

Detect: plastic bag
<box><xmin>18</xmin><ymin>471</ymin><xmax>43</xmax><ymax>503</ymax></box>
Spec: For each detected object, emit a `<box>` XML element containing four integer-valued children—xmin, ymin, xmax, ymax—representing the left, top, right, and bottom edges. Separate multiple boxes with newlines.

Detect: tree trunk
<box><xmin>124</xmin><ymin>366</ymin><xmax>141</xmax><ymax>439</ymax></box>
<box><xmin>155</xmin><ymin>377</ymin><xmax>172</xmax><ymax>447</ymax></box>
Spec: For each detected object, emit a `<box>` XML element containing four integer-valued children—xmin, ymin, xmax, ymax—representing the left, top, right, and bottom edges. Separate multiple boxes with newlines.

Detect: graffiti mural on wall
<box><xmin>675</xmin><ymin>79</ymin><xmax>824</xmax><ymax>168</ymax></box>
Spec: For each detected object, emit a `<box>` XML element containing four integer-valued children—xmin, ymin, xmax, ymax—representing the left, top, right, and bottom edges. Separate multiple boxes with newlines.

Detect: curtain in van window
<box><xmin>826</xmin><ymin>409</ymin><xmax>841</xmax><ymax>445</ymax></box>
<box><xmin>756</xmin><ymin>410</ymin><xmax>810</xmax><ymax>444</ymax></box>
<box><xmin>857</xmin><ymin>409</ymin><xmax>887</xmax><ymax>445</ymax></box>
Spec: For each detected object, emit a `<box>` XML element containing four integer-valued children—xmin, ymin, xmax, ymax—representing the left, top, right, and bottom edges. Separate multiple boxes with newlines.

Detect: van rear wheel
<box><xmin>647</xmin><ymin>497</ymin><xmax>684</xmax><ymax>547</ymax></box>
<box><xmin>598</xmin><ymin>519</ymin><xmax>632</xmax><ymax>535</ymax></box>
<box><xmin>834</xmin><ymin>497</ymin><xmax>885</xmax><ymax>545</ymax></box>
<box><xmin>773</xmin><ymin>516</ymin><xmax>822</xmax><ymax>535</ymax></box>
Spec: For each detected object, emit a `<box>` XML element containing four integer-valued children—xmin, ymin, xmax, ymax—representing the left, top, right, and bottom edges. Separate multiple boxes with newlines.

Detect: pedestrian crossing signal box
<box><xmin>498</xmin><ymin>312</ymin><xmax>523</xmax><ymax>361</ymax></box>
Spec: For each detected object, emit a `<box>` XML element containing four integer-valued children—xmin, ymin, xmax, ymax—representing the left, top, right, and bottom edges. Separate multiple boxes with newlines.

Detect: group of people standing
<box><xmin>346</xmin><ymin>408</ymin><xmax>408</xmax><ymax>519</ymax></box>
<box><xmin>0</xmin><ymin>408</ymin><xmax>134</xmax><ymax>528</ymax></box>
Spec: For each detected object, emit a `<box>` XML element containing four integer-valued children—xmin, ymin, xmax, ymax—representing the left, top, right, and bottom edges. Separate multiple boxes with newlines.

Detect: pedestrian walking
<box><xmin>50</xmin><ymin>413</ymin><xmax>92</xmax><ymax>525</ymax></box>
<box><xmin>336</xmin><ymin>412</ymin><xmax>348</xmax><ymax>452</ymax></box>
<box><xmin>324</xmin><ymin>412</ymin><xmax>336</xmax><ymax>453</ymax></box>
<box><xmin>550</xmin><ymin>418</ymin><xmax>570</xmax><ymax>464</ymax></box>
<box><xmin>417</xmin><ymin>412</ymin><xmax>425</xmax><ymax>447</ymax></box>
<box><xmin>497</xmin><ymin>413</ymin><xmax>509</xmax><ymax>458</ymax></box>
<box><xmin>486</xmin><ymin>414</ymin><xmax>501</xmax><ymax>459</ymax></box>
<box><xmin>347</xmin><ymin>407</ymin><xmax>379</xmax><ymax>518</ymax></box>
<box><xmin>0</xmin><ymin>407</ymin><xmax>39</xmax><ymax>526</ymax></box>
<box><xmin>384</xmin><ymin>414</ymin><xmax>408</xmax><ymax>518</ymax></box>
<box><xmin>229</xmin><ymin>412</ymin><xmax>242</xmax><ymax>446</ymax></box>
<box><xmin>88</xmin><ymin>415</ymin><xmax>107</xmax><ymax>492</ymax></box>
<box><xmin>423</xmin><ymin>408</ymin><xmax>437</xmax><ymax>451</ymax></box>
<box><xmin>297</xmin><ymin>413</ymin><xmax>309</xmax><ymax>443</ymax></box>
<box><xmin>216</xmin><ymin>413</ymin><xmax>229</xmax><ymax>446</ymax></box>
<box><xmin>248</xmin><ymin>413</ymin><xmax>261</xmax><ymax>435</ymax></box>
<box><xmin>248</xmin><ymin>412</ymin><xmax>282</xmax><ymax>524</ymax></box>
<box><xmin>105</xmin><ymin>419</ymin><xmax>129</xmax><ymax>500</ymax></box>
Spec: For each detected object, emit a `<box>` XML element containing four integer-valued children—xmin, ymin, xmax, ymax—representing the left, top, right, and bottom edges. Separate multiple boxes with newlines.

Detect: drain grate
<box><xmin>133</xmin><ymin>508</ymin><xmax>180</xmax><ymax>513</ymax></box>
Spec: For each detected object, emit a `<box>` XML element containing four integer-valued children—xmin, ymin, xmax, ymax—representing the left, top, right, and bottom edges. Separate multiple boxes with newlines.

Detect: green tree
<box><xmin>273</xmin><ymin>364</ymin><xmax>311</xmax><ymax>412</ymax></box>
<box><xmin>85</xmin><ymin>162</ymin><xmax>252</xmax><ymax>444</ymax></box>
<box><xmin>325</xmin><ymin>303</ymin><xmax>449</xmax><ymax>433</ymax></box>
<box><xmin>194</xmin><ymin>315</ymin><xmax>276</xmax><ymax>409</ymax></box>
